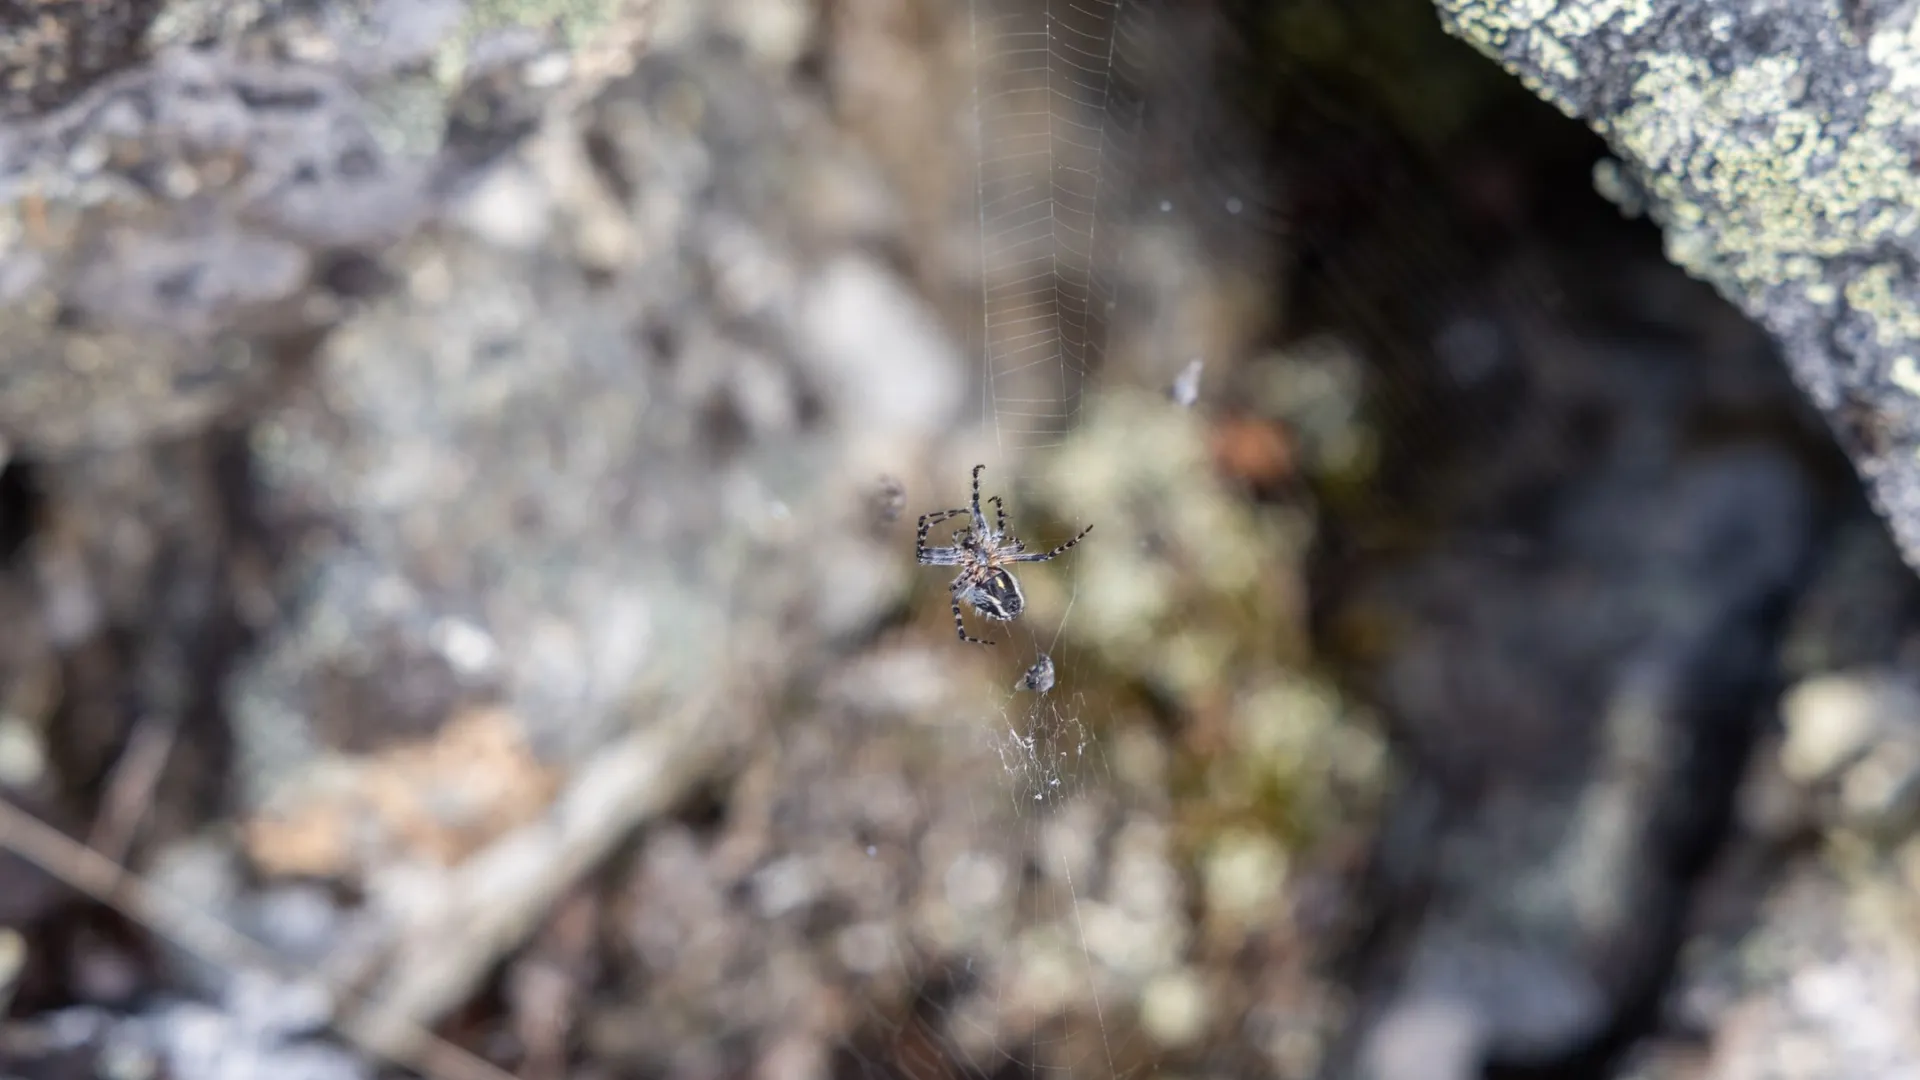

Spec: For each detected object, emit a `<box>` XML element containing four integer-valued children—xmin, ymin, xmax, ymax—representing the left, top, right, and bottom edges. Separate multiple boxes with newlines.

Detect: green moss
<box><xmin>996</xmin><ymin>387</ymin><xmax>1388</xmax><ymax>862</ymax></box>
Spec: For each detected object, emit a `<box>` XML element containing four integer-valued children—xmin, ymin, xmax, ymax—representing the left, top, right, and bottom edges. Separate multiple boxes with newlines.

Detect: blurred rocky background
<box><xmin>0</xmin><ymin>2</ymin><xmax>1916</xmax><ymax>1080</ymax></box>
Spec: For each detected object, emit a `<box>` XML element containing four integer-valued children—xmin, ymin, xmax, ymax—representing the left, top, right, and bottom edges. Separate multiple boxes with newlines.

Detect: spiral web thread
<box><xmin>967</xmin><ymin>7</ymin><xmax>1142</xmax><ymax>1077</ymax></box>
<box><xmin>842</xmin><ymin>6</ymin><xmax>1158</xmax><ymax>1078</ymax></box>
<box><xmin>970</xmin><ymin>0</ymin><xmax>1144</xmax><ymax>460</ymax></box>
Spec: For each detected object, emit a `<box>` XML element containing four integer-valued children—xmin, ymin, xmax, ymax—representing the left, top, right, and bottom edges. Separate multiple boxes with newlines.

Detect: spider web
<box><xmin>829</xmin><ymin>587</ymin><xmax>1154</xmax><ymax>1080</ymax></box>
<box><xmin>830</xmin><ymin>0</ymin><xmax>1640</xmax><ymax>1075</ymax></box>
<box><xmin>836</xmin><ymin>5</ymin><xmax>1280</xmax><ymax>1078</ymax></box>
<box><xmin>828</xmin><ymin>7</ymin><xmax>1177</xmax><ymax>1078</ymax></box>
<box><xmin>969</xmin><ymin>0</ymin><xmax>1145</xmax><ymax>460</ymax></box>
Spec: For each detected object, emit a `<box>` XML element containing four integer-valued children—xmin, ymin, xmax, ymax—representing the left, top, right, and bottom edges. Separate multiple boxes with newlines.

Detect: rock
<box><xmin>227</xmin><ymin>2</ymin><xmax>959</xmax><ymax>891</ymax></box>
<box><xmin>1431</xmin><ymin>0</ymin><xmax>1920</xmax><ymax>577</ymax></box>
<box><xmin>1780</xmin><ymin>671</ymin><xmax>1920</xmax><ymax>837</ymax></box>
<box><xmin>1780</xmin><ymin>674</ymin><xmax>1915</xmax><ymax>785</ymax></box>
<box><xmin>0</xmin><ymin>1</ymin><xmax>162</xmax><ymax>120</ymax></box>
<box><xmin>1659</xmin><ymin>862</ymin><xmax>1920</xmax><ymax>1080</ymax></box>
<box><xmin>0</xmin><ymin>47</ymin><xmax>431</xmax><ymax>454</ymax></box>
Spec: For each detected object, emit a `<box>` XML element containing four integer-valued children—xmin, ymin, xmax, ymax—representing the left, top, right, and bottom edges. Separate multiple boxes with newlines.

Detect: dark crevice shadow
<box><xmin>1182</xmin><ymin>4</ymin><xmax>1859</xmax><ymax>1079</ymax></box>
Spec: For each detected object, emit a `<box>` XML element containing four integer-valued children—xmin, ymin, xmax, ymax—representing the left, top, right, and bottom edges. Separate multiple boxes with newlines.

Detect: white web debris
<box><xmin>995</xmin><ymin>593</ymin><xmax>1082</xmax><ymax>804</ymax></box>
<box><xmin>992</xmin><ymin>689</ymin><xmax>1092</xmax><ymax>806</ymax></box>
<box><xmin>1169</xmin><ymin>358</ymin><xmax>1203</xmax><ymax>408</ymax></box>
<box><xmin>1018</xmin><ymin>651</ymin><xmax>1056</xmax><ymax>693</ymax></box>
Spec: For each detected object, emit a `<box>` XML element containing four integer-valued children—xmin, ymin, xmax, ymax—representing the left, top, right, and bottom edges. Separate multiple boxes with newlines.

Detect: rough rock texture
<box><xmin>227</xmin><ymin>2</ymin><xmax>953</xmax><ymax>869</ymax></box>
<box><xmin>0</xmin><ymin>0</ymin><xmax>164</xmax><ymax>120</ymax></box>
<box><xmin>1431</xmin><ymin>0</ymin><xmax>1920</xmax><ymax>576</ymax></box>
<box><xmin>0</xmin><ymin>3</ymin><xmax>556</xmax><ymax>456</ymax></box>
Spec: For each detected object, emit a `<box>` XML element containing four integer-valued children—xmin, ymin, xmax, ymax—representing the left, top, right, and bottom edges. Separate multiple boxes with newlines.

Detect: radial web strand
<box><xmin>971</xmin><ymin>0</ymin><xmax>1140</xmax><ymax>459</ymax></box>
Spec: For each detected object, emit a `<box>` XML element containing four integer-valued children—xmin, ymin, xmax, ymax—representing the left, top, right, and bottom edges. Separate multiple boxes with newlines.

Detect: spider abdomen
<box><xmin>960</xmin><ymin>566</ymin><xmax>1025</xmax><ymax>621</ymax></box>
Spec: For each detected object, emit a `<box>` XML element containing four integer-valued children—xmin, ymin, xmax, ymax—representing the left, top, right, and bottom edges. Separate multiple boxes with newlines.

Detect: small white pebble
<box><xmin>0</xmin><ymin>716</ymin><xmax>47</xmax><ymax>788</ymax></box>
<box><xmin>66</xmin><ymin>139</ymin><xmax>109</xmax><ymax>175</ymax></box>
<box><xmin>837</xmin><ymin>922</ymin><xmax>892</xmax><ymax>975</ymax></box>
<box><xmin>1781</xmin><ymin>674</ymin><xmax>1898</xmax><ymax>783</ymax></box>
<box><xmin>453</xmin><ymin>164</ymin><xmax>553</xmax><ymax>250</ymax></box>
<box><xmin>753</xmin><ymin>856</ymin><xmax>818</xmax><ymax>918</ymax></box>
<box><xmin>523</xmin><ymin>53</ymin><xmax>573</xmax><ymax>88</ymax></box>
<box><xmin>430</xmin><ymin>616</ymin><xmax>498</xmax><ymax>676</ymax></box>
<box><xmin>943</xmin><ymin>852</ymin><xmax>1006</xmax><ymax>911</ymax></box>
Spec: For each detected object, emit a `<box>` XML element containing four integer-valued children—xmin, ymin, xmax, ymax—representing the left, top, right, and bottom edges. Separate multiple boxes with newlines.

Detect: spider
<box><xmin>916</xmin><ymin>464</ymin><xmax>1093</xmax><ymax>645</ymax></box>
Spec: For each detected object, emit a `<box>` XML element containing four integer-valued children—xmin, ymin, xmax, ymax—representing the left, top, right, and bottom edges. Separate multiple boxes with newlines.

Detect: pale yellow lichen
<box><xmin>1532</xmin><ymin>33</ymin><xmax>1581</xmax><ymax>85</ymax></box>
<box><xmin>1847</xmin><ymin>264</ymin><xmax>1920</xmax><ymax>349</ymax></box>
<box><xmin>1870</xmin><ymin>7</ymin><xmax>1920</xmax><ymax>96</ymax></box>
<box><xmin>1437</xmin><ymin>0</ymin><xmax>1659</xmax><ymax>112</ymax></box>
<box><xmin>1599</xmin><ymin>49</ymin><xmax>1920</xmax><ymax>303</ymax></box>
<box><xmin>1438</xmin><ymin>0</ymin><xmax>1540</xmax><ymax>45</ymax></box>
<box><xmin>468</xmin><ymin>0</ymin><xmax>621</xmax><ymax>48</ymax></box>
<box><xmin>1542</xmin><ymin>0</ymin><xmax>1657</xmax><ymax>40</ymax></box>
<box><xmin>1442</xmin><ymin>0</ymin><xmax>1920</xmax><ymax>356</ymax></box>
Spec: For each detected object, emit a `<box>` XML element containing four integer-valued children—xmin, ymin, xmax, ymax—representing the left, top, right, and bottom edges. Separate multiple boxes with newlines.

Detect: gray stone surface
<box><xmin>0</xmin><ymin>44</ymin><xmax>425</xmax><ymax>454</ymax></box>
<box><xmin>230</xmin><ymin>23</ymin><xmax>959</xmax><ymax>798</ymax></box>
<box><xmin>1432</xmin><ymin>0</ymin><xmax>1920</xmax><ymax>575</ymax></box>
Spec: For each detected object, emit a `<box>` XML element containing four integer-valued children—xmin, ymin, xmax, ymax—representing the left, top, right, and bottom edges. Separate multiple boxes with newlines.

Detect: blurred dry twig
<box><xmin>341</xmin><ymin>691</ymin><xmax>743</xmax><ymax>1063</ymax></box>
<box><xmin>0</xmin><ymin>795</ymin><xmax>516</xmax><ymax>1080</ymax></box>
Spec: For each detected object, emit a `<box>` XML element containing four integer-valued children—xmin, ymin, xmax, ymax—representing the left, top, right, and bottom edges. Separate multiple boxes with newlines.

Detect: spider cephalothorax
<box><xmin>916</xmin><ymin>464</ymin><xmax>1093</xmax><ymax>645</ymax></box>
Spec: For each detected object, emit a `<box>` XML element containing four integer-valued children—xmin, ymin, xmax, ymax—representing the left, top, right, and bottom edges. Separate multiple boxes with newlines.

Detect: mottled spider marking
<box><xmin>915</xmin><ymin>464</ymin><xmax>1093</xmax><ymax>645</ymax></box>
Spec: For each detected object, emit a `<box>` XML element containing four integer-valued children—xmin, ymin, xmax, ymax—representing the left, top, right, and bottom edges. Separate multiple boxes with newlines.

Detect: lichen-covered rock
<box><xmin>228</xmin><ymin>1</ymin><xmax>959</xmax><ymax>881</ymax></box>
<box><xmin>0</xmin><ymin>47</ymin><xmax>431</xmax><ymax>453</ymax></box>
<box><xmin>1692</xmin><ymin>863</ymin><xmax>1920</xmax><ymax>1080</ymax></box>
<box><xmin>1635</xmin><ymin>722</ymin><xmax>1920</xmax><ymax>1079</ymax></box>
<box><xmin>0</xmin><ymin>0</ymin><xmax>597</xmax><ymax>457</ymax></box>
<box><xmin>0</xmin><ymin>0</ymin><xmax>163</xmax><ymax>120</ymax></box>
<box><xmin>1431</xmin><ymin>0</ymin><xmax>1920</xmax><ymax>576</ymax></box>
